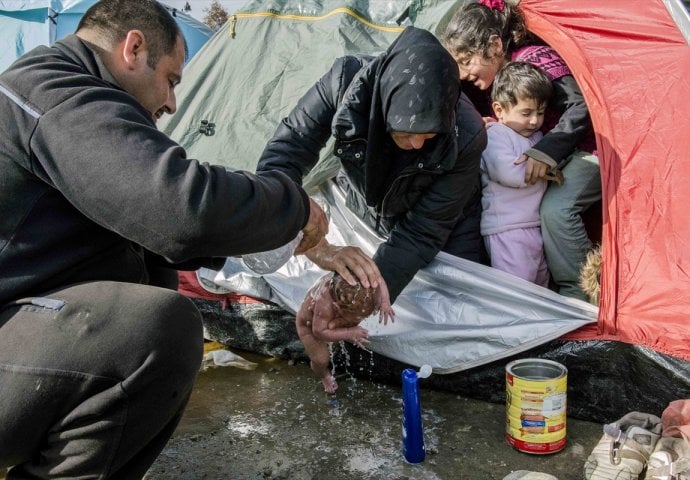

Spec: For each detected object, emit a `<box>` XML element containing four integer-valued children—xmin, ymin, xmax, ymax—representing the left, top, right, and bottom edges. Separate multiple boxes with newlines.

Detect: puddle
<box><xmin>147</xmin><ymin>349</ymin><xmax>603</xmax><ymax>480</ymax></box>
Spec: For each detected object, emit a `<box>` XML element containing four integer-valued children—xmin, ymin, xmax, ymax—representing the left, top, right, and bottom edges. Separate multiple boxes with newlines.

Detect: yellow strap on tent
<box><xmin>229</xmin><ymin>7</ymin><xmax>405</xmax><ymax>37</ymax></box>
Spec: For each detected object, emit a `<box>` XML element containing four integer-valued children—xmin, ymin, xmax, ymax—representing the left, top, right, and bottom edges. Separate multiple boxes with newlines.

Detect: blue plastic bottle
<box><xmin>401</xmin><ymin>365</ymin><xmax>431</xmax><ymax>463</ymax></box>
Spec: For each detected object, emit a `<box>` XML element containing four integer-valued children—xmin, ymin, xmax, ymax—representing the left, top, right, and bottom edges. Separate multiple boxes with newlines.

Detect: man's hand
<box><xmin>305</xmin><ymin>239</ymin><xmax>382</xmax><ymax>290</ymax></box>
<box><xmin>294</xmin><ymin>198</ymin><xmax>328</xmax><ymax>254</ymax></box>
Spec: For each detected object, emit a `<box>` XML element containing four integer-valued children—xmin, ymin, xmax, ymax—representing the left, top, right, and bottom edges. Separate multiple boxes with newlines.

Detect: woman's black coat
<box><xmin>257</xmin><ymin>27</ymin><xmax>486</xmax><ymax>301</ymax></box>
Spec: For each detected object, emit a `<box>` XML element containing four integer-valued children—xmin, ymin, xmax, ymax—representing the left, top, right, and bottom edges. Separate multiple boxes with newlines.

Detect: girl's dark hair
<box><xmin>441</xmin><ymin>2</ymin><xmax>531</xmax><ymax>59</ymax></box>
<box><xmin>491</xmin><ymin>61</ymin><xmax>553</xmax><ymax>108</ymax></box>
<box><xmin>77</xmin><ymin>0</ymin><xmax>187</xmax><ymax>67</ymax></box>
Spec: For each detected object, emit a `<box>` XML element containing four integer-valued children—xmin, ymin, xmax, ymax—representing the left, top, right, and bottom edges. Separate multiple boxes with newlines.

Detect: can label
<box><xmin>505</xmin><ymin>359</ymin><xmax>567</xmax><ymax>454</ymax></box>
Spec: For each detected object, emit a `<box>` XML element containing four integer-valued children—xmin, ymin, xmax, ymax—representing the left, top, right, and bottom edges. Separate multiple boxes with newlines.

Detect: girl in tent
<box><xmin>441</xmin><ymin>0</ymin><xmax>601</xmax><ymax>302</ymax></box>
<box><xmin>256</xmin><ymin>26</ymin><xmax>487</xmax><ymax>304</ymax></box>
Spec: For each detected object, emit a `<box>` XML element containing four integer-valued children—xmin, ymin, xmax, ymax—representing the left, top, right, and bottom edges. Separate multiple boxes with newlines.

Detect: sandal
<box><xmin>584</xmin><ymin>412</ymin><xmax>662</xmax><ymax>480</ymax></box>
<box><xmin>644</xmin><ymin>436</ymin><xmax>690</xmax><ymax>480</ymax></box>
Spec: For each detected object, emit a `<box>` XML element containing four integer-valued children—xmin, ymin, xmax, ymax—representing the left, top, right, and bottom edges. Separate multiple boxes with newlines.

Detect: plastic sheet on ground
<box><xmin>201</xmin><ymin>342</ymin><xmax>259</xmax><ymax>371</ymax></box>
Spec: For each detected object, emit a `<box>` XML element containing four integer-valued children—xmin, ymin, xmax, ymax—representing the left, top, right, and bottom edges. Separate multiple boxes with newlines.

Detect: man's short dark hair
<box><xmin>77</xmin><ymin>0</ymin><xmax>188</xmax><ymax>68</ymax></box>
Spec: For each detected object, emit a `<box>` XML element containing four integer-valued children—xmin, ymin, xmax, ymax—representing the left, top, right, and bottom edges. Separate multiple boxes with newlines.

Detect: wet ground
<box><xmin>145</xmin><ymin>348</ymin><xmax>604</xmax><ymax>480</ymax></box>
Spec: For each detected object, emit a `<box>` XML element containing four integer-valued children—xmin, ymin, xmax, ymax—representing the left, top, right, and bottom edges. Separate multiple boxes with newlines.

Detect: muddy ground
<box><xmin>144</xmin><ymin>348</ymin><xmax>604</xmax><ymax>480</ymax></box>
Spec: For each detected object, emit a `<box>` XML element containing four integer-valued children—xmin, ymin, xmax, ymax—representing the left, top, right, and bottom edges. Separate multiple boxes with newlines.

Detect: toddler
<box><xmin>480</xmin><ymin>61</ymin><xmax>554</xmax><ymax>286</ymax></box>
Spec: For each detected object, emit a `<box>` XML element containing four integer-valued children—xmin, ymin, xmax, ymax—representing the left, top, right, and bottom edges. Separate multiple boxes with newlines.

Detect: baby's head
<box><xmin>330</xmin><ymin>273</ymin><xmax>379</xmax><ymax>319</ymax></box>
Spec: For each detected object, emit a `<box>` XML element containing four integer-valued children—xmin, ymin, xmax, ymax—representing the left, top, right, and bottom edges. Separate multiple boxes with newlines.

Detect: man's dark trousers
<box><xmin>0</xmin><ymin>280</ymin><xmax>203</xmax><ymax>478</ymax></box>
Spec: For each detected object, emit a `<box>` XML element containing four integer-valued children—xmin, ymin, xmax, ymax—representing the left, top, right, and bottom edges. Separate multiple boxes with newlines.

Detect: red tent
<box><xmin>520</xmin><ymin>0</ymin><xmax>690</xmax><ymax>361</ymax></box>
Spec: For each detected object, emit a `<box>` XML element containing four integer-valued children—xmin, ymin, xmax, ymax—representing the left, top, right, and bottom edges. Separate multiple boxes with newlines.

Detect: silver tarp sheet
<box><xmin>198</xmin><ymin>179</ymin><xmax>598</xmax><ymax>374</ymax></box>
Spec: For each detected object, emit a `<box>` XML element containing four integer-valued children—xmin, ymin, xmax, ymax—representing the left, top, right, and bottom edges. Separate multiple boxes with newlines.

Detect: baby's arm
<box><xmin>311</xmin><ymin>299</ymin><xmax>369</xmax><ymax>346</ymax></box>
<box><xmin>376</xmin><ymin>277</ymin><xmax>395</xmax><ymax>325</ymax></box>
<box><xmin>309</xmin><ymin>286</ymin><xmax>369</xmax><ymax>347</ymax></box>
<box><xmin>317</xmin><ymin>324</ymin><xmax>370</xmax><ymax>348</ymax></box>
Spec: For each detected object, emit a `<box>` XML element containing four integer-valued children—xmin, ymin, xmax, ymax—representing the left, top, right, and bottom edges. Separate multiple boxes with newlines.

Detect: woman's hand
<box><xmin>305</xmin><ymin>238</ymin><xmax>382</xmax><ymax>289</ymax></box>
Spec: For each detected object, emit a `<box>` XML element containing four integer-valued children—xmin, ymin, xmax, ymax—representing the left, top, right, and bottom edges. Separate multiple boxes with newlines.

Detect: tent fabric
<box><xmin>0</xmin><ymin>2</ymin><xmax>54</xmax><ymax>73</ymax></box>
<box><xmin>165</xmin><ymin>0</ymin><xmax>690</xmax><ymax>371</ymax></box>
<box><xmin>513</xmin><ymin>0</ymin><xmax>690</xmax><ymax>361</ymax></box>
<box><xmin>160</xmin><ymin>0</ymin><xmax>407</xmax><ymax>191</ymax></box>
<box><xmin>0</xmin><ymin>0</ymin><xmax>213</xmax><ymax>72</ymax></box>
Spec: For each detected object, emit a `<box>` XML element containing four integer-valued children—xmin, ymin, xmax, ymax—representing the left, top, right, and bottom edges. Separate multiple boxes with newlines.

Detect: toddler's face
<box><xmin>494</xmin><ymin>97</ymin><xmax>546</xmax><ymax>137</ymax></box>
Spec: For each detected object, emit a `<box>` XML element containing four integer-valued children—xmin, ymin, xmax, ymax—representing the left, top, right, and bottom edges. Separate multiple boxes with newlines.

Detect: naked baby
<box><xmin>296</xmin><ymin>272</ymin><xmax>395</xmax><ymax>393</ymax></box>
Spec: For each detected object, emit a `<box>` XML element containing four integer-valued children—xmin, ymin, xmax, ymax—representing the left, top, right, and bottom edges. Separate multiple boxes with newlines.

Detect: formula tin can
<box><xmin>505</xmin><ymin>358</ymin><xmax>567</xmax><ymax>454</ymax></box>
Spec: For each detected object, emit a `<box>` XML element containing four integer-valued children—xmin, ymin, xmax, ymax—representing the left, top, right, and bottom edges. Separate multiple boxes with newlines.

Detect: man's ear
<box><xmin>121</xmin><ymin>30</ymin><xmax>147</xmax><ymax>70</ymax></box>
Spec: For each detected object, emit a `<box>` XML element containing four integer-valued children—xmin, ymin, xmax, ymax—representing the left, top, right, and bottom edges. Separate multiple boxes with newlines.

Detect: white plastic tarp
<box><xmin>200</xmin><ymin>179</ymin><xmax>598</xmax><ymax>374</ymax></box>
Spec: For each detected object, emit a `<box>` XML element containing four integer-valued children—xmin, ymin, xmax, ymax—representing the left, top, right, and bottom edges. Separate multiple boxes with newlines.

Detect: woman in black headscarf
<box><xmin>257</xmin><ymin>26</ymin><xmax>487</xmax><ymax>303</ymax></box>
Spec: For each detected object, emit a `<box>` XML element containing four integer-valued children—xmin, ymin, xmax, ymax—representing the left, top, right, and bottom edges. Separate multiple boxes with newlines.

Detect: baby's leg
<box><xmin>309</xmin><ymin>340</ymin><xmax>337</xmax><ymax>394</ymax></box>
<box><xmin>320</xmin><ymin>370</ymin><xmax>338</xmax><ymax>394</ymax></box>
<box><xmin>312</xmin><ymin>347</ymin><xmax>337</xmax><ymax>393</ymax></box>
<box><xmin>299</xmin><ymin>330</ymin><xmax>337</xmax><ymax>393</ymax></box>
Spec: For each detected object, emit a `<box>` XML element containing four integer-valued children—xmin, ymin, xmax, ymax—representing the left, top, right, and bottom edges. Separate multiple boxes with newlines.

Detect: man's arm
<box><xmin>31</xmin><ymin>86</ymin><xmax>314</xmax><ymax>262</ymax></box>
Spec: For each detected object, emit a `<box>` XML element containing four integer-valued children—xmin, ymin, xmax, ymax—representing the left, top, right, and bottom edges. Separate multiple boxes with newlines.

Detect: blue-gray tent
<box><xmin>0</xmin><ymin>0</ymin><xmax>213</xmax><ymax>72</ymax></box>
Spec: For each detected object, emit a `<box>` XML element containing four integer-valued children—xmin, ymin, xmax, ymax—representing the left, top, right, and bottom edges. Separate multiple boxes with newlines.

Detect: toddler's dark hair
<box><xmin>491</xmin><ymin>61</ymin><xmax>553</xmax><ymax>109</ymax></box>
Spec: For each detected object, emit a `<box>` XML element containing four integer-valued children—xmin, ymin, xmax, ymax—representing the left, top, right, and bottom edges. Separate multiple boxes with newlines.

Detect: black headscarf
<box><xmin>332</xmin><ymin>26</ymin><xmax>461</xmax><ymax>208</ymax></box>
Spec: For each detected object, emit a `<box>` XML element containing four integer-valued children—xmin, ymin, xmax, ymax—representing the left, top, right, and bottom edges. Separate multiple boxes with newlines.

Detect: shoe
<box><xmin>584</xmin><ymin>412</ymin><xmax>662</xmax><ymax>480</ymax></box>
<box><xmin>643</xmin><ymin>436</ymin><xmax>690</xmax><ymax>479</ymax></box>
